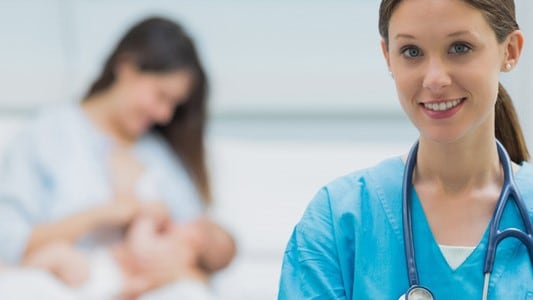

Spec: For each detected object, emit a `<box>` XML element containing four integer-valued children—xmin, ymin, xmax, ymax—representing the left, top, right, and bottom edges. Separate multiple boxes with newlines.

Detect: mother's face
<box><xmin>114</xmin><ymin>62</ymin><xmax>194</xmax><ymax>138</ymax></box>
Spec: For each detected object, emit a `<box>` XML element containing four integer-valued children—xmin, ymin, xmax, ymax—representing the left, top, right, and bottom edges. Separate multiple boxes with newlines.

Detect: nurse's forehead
<box><xmin>388</xmin><ymin>0</ymin><xmax>492</xmax><ymax>40</ymax></box>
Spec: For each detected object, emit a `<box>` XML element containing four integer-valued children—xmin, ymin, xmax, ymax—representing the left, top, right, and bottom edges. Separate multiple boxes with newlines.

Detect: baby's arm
<box><xmin>22</xmin><ymin>242</ymin><xmax>89</xmax><ymax>287</ymax></box>
<box><xmin>124</xmin><ymin>202</ymin><xmax>171</xmax><ymax>265</ymax></box>
<box><xmin>125</xmin><ymin>216</ymin><xmax>159</xmax><ymax>265</ymax></box>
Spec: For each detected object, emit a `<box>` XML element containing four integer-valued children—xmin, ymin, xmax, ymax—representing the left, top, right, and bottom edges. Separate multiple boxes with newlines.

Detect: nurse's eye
<box><xmin>449</xmin><ymin>43</ymin><xmax>472</xmax><ymax>55</ymax></box>
<box><xmin>401</xmin><ymin>46</ymin><xmax>423</xmax><ymax>58</ymax></box>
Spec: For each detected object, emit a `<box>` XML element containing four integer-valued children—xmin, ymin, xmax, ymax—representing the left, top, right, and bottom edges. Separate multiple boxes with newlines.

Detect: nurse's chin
<box><xmin>416</xmin><ymin>129</ymin><xmax>473</xmax><ymax>146</ymax></box>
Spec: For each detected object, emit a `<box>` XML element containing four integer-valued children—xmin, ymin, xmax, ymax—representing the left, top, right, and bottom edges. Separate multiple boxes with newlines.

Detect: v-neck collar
<box><xmin>410</xmin><ymin>190</ymin><xmax>487</xmax><ymax>274</ymax></box>
<box><xmin>411</xmin><ymin>185</ymin><xmax>527</xmax><ymax>288</ymax></box>
<box><xmin>372</xmin><ymin>157</ymin><xmax>530</xmax><ymax>291</ymax></box>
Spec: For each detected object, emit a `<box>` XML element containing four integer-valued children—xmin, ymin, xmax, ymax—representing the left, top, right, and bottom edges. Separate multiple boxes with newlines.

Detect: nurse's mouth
<box><xmin>421</xmin><ymin>97</ymin><xmax>466</xmax><ymax>112</ymax></box>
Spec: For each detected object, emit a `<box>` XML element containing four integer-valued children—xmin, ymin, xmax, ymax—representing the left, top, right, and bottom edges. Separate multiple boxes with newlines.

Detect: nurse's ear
<box><xmin>501</xmin><ymin>30</ymin><xmax>524</xmax><ymax>72</ymax></box>
<box><xmin>381</xmin><ymin>39</ymin><xmax>393</xmax><ymax>78</ymax></box>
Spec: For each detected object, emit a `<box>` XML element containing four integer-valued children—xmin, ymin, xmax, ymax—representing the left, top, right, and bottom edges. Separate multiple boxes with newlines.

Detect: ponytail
<box><xmin>495</xmin><ymin>82</ymin><xmax>529</xmax><ymax>163</ymax></box>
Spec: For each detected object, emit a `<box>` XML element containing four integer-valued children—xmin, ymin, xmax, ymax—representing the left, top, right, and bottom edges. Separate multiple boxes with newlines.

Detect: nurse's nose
<box><xmin>422</xmin><ymin>57</ymin><xmax>452</xmax><ymax>93</ymax></box>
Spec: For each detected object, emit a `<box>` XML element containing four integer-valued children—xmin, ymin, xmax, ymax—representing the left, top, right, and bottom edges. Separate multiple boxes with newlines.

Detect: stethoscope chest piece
<box><xmin>406</xmin><ymin>285</ymin><xmax>434</xmax><ymax>300</ymax></box>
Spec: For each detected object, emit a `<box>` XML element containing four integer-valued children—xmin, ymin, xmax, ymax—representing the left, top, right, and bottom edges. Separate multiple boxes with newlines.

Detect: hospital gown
<box><xmin>0</xmin><ymin>104</ymin><xmax>204</xmax><ymax>263</ymax></box>
<box><xmin>279</xmin><ymin>157</ymin><xmax>533</xmax><ymax>299</ymax></box>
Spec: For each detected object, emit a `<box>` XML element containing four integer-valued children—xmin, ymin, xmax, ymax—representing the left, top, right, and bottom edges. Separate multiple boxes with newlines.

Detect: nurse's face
<box><xmin>382</xmin><ymin>0</ymin><xmax>511</xmax><ymax>144</ymax></box>
<box><xmin>114</xmin><ymin>63</ymin><xmax>193</xmax><ymax>138</ymax></box>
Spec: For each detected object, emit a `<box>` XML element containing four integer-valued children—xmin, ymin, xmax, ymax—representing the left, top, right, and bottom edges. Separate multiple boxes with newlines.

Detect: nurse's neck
<box><xmin>413</xmin><ymin>136</ymin><xmax>502</xmax><ymax>195</ymax></box>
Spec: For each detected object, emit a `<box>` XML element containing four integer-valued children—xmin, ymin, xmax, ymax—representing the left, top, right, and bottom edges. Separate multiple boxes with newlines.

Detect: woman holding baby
<box><xmin>0</xmin><ymin>16</ymin><xmax>234</xmax><ymax>299</ymax></box>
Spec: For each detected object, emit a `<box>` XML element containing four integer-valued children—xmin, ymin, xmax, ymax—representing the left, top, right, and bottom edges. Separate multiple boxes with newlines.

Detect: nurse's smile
<box><xmin>420</xmin><ymin>97</ymin><xmax>466</xmax><ymax>119</ymax></box>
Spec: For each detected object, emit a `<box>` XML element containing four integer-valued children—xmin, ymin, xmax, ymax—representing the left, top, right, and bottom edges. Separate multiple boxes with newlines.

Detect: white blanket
<box><xmin>0</xmin><ymin>250</ymin><xmax>216</xmax><ymax>300</ymax></box>
<box><xmin>0</xmin><ymin>268</ymin><xmax>77</xmax><ymax>300</ymax></box>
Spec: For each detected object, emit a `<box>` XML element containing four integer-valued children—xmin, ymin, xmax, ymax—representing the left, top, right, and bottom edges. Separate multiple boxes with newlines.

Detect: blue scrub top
<box><xmin>279</xmin><ymin>157</ymin><xmax>533</xmax><ymax>299</ymax></box>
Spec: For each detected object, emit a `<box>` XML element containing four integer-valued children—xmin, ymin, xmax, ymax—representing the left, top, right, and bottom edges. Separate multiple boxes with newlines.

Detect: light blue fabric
<box><xmin>279</xmin><ymin>157</ymin><xmax>533</xmax><ymax>299</ymax></box>
<box><xmin>0</xmin><ymin>105</ymin><xmax>204</xmax><ymax>264</ymax></box>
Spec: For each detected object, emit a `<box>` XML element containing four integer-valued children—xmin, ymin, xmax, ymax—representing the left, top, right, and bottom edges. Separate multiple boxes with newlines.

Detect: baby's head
<box><xmin>178</xmin><ymin>218</ymin><xmax>236</xmax><ymax>273</ymax></box>
<box><xmin>126</xmin><ymin>215</ymin><xmax>236</xmax><ymax>274</ymax></box>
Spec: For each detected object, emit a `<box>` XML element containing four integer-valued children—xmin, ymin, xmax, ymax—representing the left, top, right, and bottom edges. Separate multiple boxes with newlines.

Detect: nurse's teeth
<box><xmin>424</xmin><ymin>99</ymin><xmax>462</xmax><ymax>111</ymax></box>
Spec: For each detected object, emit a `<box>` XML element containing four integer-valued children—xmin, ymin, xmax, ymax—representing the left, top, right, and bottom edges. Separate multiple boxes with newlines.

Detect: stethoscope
<box><xmin>401</xmin><ymin>140</ymin><xmax>533</xmax><ymax>300</ymax></box>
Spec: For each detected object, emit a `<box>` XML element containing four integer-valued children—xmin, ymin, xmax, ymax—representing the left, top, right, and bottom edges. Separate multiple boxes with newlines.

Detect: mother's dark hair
<box><xmin>378</xmin><ymin>0</ymin><xmax>529</xmax><ymax>163</ymax></box>
<box><xmin>85</xmin><ymin>16</ymin><xmax>211</xmax><ymax>203</ymax></box>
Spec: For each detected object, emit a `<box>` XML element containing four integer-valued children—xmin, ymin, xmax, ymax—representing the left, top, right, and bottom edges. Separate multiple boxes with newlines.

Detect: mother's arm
<box><xmin>0</xmin><ymin>130</ymin><xmax>142</xmax><ymax>263</ymax></box>
<box><xmin>23</xmin><ymin>200</ymin><xmax>141</xmax><ymax>259</ymax></box>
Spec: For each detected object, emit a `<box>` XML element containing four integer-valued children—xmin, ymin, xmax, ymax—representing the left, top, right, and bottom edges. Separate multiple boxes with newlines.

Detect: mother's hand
<box><xmin>95</xmin><ymin>198</ymin><xmax>143</xmax><ymax>228</ymax></box>
<box><xmin>120</xmin><ymin>226</ymin><xmax>199</xmax><ymax>298</ymax></box>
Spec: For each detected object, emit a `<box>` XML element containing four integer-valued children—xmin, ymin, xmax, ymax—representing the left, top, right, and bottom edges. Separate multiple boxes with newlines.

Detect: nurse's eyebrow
<box><xmin>394</xmin><ymin>33</ymin><xmax>416</xmax><ymax>40</ymax></box>
<box><xmin>394</xmin><ymin>30</ymin><xmax>477</xmax><ymax>40</ymax></box>
<box><xmin>447</xmin><ymin>30</ymin><xmax>474</xmax><ymax>37</ymax></box>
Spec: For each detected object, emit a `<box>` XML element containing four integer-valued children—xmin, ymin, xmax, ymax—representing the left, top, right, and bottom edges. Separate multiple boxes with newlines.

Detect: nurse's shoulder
<box><xmin>280</xmin><ymin>156</ymin><xmax>405</xmax><ymax>299</ymax></box>
<box><xmin>297</xmin><ymin>156</ymin><xmax>404</xmax><ymax>233</ymax></box>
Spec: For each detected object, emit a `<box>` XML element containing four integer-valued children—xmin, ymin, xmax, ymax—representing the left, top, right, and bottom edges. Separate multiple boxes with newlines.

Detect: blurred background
<box><xmin>0</xmin><ymin>0</ymin><xmax>532</xmax><ymax>299</ymax></box>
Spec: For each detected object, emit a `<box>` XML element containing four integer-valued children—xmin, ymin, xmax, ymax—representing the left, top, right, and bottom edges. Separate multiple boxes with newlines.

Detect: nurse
<box><xmin>279</xmin><ymin>0</ymin><xmax>532</xmax><ymax>299</ymax></box>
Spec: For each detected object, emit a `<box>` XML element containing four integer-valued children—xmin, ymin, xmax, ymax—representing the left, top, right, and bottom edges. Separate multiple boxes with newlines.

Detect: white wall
<box><xmin>1</xmin><ymin>0</ymin><xmax>531</xmax><ymax>119</ymax></box>
<box><xmin>0</xmin><ymin>0</ymin><xmax>68</xmax><ymax>109</ymax></box>
<box><xmin>0</xmin><ymin>0</ymin><xmax>398</xmax><ymax>115</ymax></box>
<box><xmin>515</xmin><ymin>0</ymin><xmax>533</xmax><ymax>149</ymax></box>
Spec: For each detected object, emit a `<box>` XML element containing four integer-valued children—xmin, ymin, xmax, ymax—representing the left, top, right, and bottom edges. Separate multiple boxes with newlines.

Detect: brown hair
<box><xmin>85</xmin><ymin>17</ymin><xmax>211</xmax><ymax>203</ymax></box>
<box><xmin>378</xmin><ymin>0</ymin><xmax>529</xmax><ymax>163</ymax></box>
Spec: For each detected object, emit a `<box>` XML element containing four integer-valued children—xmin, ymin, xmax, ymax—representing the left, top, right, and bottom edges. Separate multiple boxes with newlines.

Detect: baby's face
<box><xmin>166</xmin><ymin>222</ymin><xmax>208</xmax><ymax>252</ymax></box>
<box><xmin>124</xmin><ymin>218</ymin><xmax>204</xmax><ymax>272</ymax></box>
<box><xmin>133</xmin><ymin>221</ymin><xmax>207</xmax><ymax>257</ymax></box>
<box><xmin>126</xmin><ymin>217</ymin><xmax>234</xmax><ymax>273</ymax></box>
<box><xmin>125</xmin><ymin>217</ymin><xmax>189</xmax><ymax>256</ymax></box>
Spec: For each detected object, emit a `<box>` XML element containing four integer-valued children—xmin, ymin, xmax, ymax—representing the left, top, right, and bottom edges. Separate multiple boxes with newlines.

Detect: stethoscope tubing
<box><xmin>483</xmin><ymin>140</ymin><xmax>533</xmax><ymax>274</ymax></box>
<box><xmin>402</xmin><ymin>140</ymin><xmax>533</xmax><ymax>294</ymax></box>
<box><xmin>403</xmin><ymin>141</ymin><xmax>420</xmax><ymax>287</ymax></box>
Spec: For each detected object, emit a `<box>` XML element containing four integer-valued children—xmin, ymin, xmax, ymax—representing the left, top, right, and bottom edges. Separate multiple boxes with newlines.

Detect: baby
<box><xmin>10</xmin><ymin>214</ymin><xmax>236</xmax><ymax>300</ymax></box>
<box><xmin>113</xmin><ymin>215</ymin><xmax>236</xmax><ymax>299</ymax></box>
